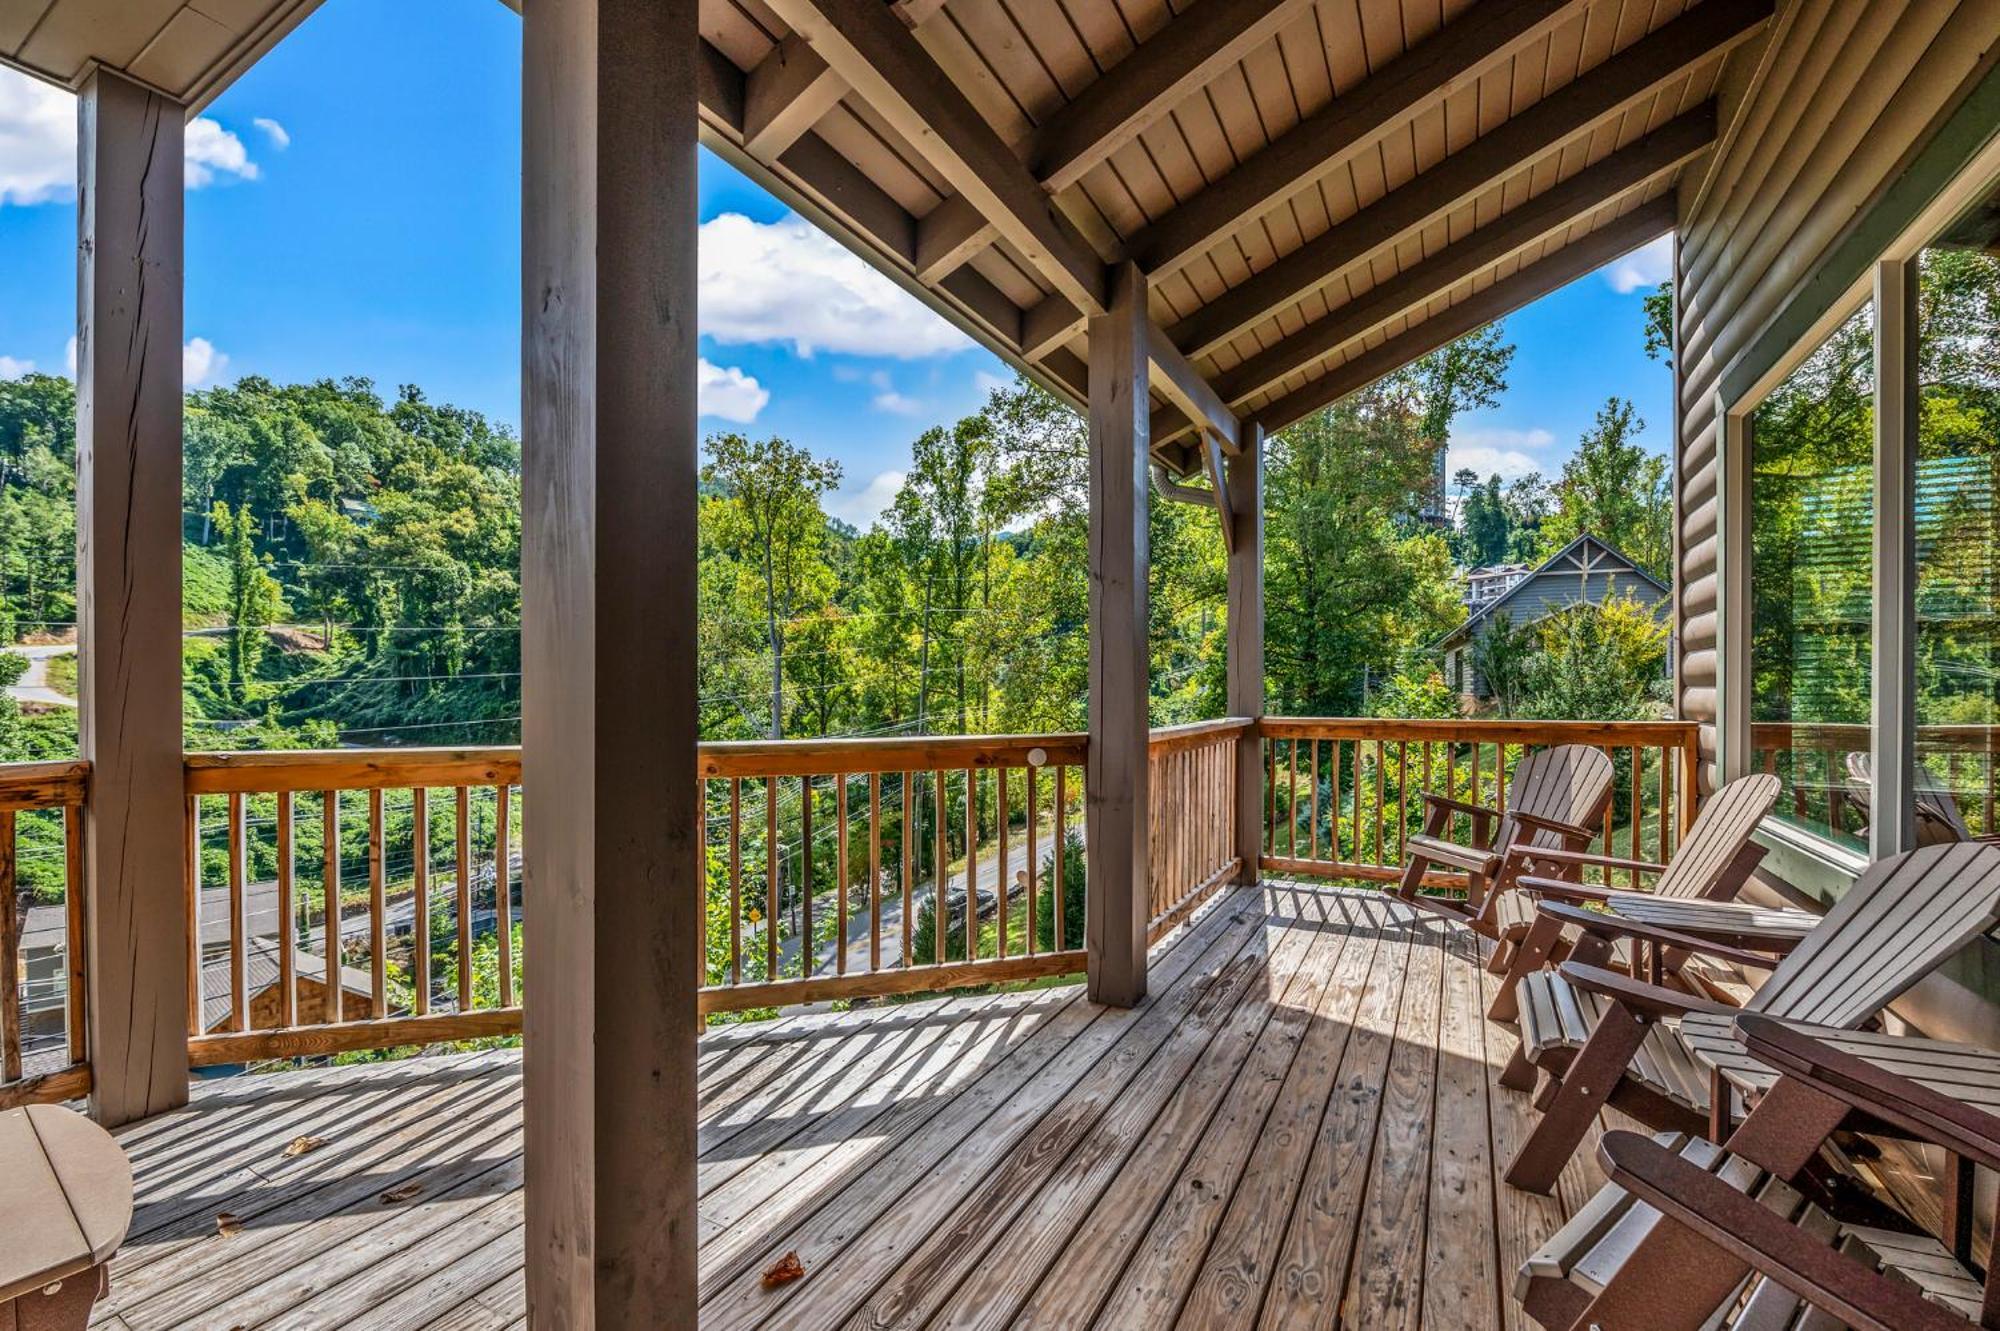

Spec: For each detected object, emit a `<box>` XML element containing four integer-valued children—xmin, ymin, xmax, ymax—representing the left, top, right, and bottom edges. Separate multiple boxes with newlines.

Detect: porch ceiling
<box><xmin>3</xmin><ymin>0</ymin><xmax>1774</xmax><ymax>472</ymax></box>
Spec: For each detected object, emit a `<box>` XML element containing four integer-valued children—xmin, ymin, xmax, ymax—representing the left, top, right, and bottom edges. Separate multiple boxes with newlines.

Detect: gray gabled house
<box><xmin>1433</xmin><ymin>534</ymin><xmax>1668</xmax><ymax>702</ymax></box>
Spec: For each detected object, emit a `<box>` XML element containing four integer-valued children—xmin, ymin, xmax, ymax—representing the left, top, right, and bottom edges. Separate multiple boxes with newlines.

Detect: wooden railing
<box><xmin>0</xmin><ymin>760</ymin><xmax>90</xmax><ymax>1109</ymax></box>
<box><xmin>1751</xmin><ymin>721</ymin><xmax>2000</xmax><ymax>841</ymax></box>
<box><xmin>1258</xmin><ymin>719</ymin><xmax>1701</xmax><ymax>889</ymax></box>
<box><xmin>183</xmin><ymin>750</ymin><xmax>523</xmax><ymax>1065</ymax></box>
<box><xmin>1147</xmin><ymin>719</ymin><xmax>1248</xmax><ymax>941</ymax></box>
<box><xmin>697</xmin><ymin>733</ymin><xmax>1090</xmax><ymax>1014</ymax></box>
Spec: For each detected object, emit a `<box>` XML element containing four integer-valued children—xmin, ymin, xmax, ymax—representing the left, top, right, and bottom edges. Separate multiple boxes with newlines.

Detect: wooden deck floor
<box><xmin>90</xmin><ymin>881</ymin><xmax>1612</xmax><ymax>1330</ymax></box>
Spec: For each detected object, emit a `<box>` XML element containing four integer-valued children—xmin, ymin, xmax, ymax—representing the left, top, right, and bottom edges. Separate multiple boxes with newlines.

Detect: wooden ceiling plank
<box><xmin>1212</xmin><ymin>100</ymin><xmax>1716</xmax><ymax>404</ymax></box>
<box><xmin>1031</xmin><ymin>0</ymin><xmax>1318</xmax><ymax>193</ymax></box>
<box><xmin>742</xmin><ymin>34</ymin><xmax>850</xmax><ymax>160</ymax></box>
<box><xmin>763</xmin><ymin>0</ymin><xmax>1109</xmax><ymax>316</ymax></box>
<box><xmin>1250</xmin><ymin>195</ymin><xmax>1675</xmax><ymax>435</ymax></box>
<box><xmin>1125</xmin><ymin>0</ymin><xmax>1595</xmax><ymax>279</ymax></box>
<box><xmin>1147</xmin><ymin>322</ymin><xmax>1240</xmax><ymax>453</ymax></box>
<box><xmin>1167</xmin><ymin>0</ymin><xmax>1771</xmax><ymax>359</ymax></box>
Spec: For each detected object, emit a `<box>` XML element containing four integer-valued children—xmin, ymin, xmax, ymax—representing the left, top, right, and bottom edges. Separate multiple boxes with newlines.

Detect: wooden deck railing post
<box><xmin>1086</xmin><ymin>261</ymin><xmax>1151</xmax><ymax>1007</ymax></box>
<box><xmin>1226</xmin><ymin>425</ymin><xmax>1264</xmax><ymax>885</ymax></box>
<box><xmin>76</xmin><ymin>67</ymin><xmax>191</xmax><ymax>1127</ymax></box>
<box><xmin>521</xmin><ymin>0</ymin><xmax>701</xmax><ymax>1321</ymax></box>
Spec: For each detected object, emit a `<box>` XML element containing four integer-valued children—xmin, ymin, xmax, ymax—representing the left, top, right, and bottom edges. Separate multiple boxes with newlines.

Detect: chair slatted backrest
<box><xmin>1750</xmin><ymin>842</ymin><xmax>2000</xmax><ymax>1028</ymax></box>
<box><xmin>1846</xmin><ymin>752</ymin><xmax>1975</xmax><ymax>844</ymax></box>
<box><xmin>1499</xmin><ymin>745</ymin><xmax>1616</xmax><ymax>857</ymax></box>
<box><xmin>1651</xmin><ymin>774</ymin><xmax>1782</xmax><ymax>900</ymax></box>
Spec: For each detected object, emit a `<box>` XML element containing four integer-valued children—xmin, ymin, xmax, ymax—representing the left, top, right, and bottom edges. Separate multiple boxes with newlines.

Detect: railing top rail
<box><xmin>0</xmin><ymin>759</ymin><xmax>89</xmax><ymax>810</ymax></box>
<box><xmin>184</xmin><ymin>748</ymin><xmax>521</xmax><ymax>794</ymax></box>
<box><xmin>698</xmin><ymin>733</ymin><xmax>1087</xmax><ymax>778</ymax></box>
<box><xmin>1257</xmin><ymin>717</ymin><xmax>1700</xmax><ymax>746</ymax></box>
<box><xmin>1148</xmin><ymin>717</ymin><xmax>1253</xmax><ymax>755</ymax></box>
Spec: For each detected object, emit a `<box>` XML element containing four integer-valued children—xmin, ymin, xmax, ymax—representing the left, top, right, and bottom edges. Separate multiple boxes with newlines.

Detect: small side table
<box><xmin>0</xmin><ymin>1104</ymin><xmax>133</xmax><ymax>1331</ymax></box>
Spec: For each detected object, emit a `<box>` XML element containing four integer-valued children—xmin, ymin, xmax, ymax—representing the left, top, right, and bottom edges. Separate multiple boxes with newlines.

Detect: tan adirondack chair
<box><xmin>1500</xmin><ymin>841</ymin><xmax>2000</xmax><ymax>1194</ymax></box>
<box><xmin>1396</xmin><ymin>743</ymin><xmax>1614</xmax><ymax>938</ymax></box>
<box><xmin>1520</xmin><ymin>1014</ymin><xmax>2000</xmax><ymax>1331</ymax></box>
<box><xmin>1485</xmin><ymin>773</ymin><xmax>1784</xmax><ymax>1019</ymax></box>
<box><xmin>1846</xmin><ymin>751</ymin><xmax>1999</xmax><ymax>847</ymax></box>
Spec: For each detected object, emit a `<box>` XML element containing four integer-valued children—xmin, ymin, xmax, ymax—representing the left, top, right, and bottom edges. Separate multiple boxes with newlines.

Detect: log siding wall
<box><xmin>1674</xmin><ymin>0</ymin><xmax>2000</xmax><ymax>794</ymax></box>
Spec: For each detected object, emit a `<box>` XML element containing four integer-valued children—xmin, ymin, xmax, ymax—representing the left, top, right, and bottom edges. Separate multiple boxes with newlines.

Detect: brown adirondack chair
<box><xmin>1519</xmin><ymin>1014</ymin><xmax>2000</xmax><ymax>1331</ymax></box>
<box><xmin>1500</xmin><ymin>840</ymin><xmax>2000</xmax><ymax>1194</ymax></box>
<box><xmin>1396</xmin><ymin>743</ymin><xmax>1614</xmax><ymax>938</ymax></box>
<box><xmin>1485</xmin><ymin>773</ymin><xmax>1783</xmax><ymax>1009</ymax></box>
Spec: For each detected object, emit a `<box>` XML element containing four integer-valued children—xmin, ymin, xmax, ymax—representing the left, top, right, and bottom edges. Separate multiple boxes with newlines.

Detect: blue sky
<box><xmin>0</xmin><ymin>0</ymin><xmax>1671</xmax><ymax>528</ymax></box>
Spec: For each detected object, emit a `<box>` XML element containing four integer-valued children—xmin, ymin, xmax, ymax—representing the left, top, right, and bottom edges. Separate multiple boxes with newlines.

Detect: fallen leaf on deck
<box><xmin>215</xmin><ymin>1212</ymin><xmax>243</xmax><ymax>1237</ymax></box>
<box><xmin>378</xmin><ymin>1182</ymin><xmax>424</xmax><ymax>1204</ymax></box>
<box><xmin>282</xmin><ymin>1135</ymin><xmax>328</xmax><ymax>1158</ymax></box>
<box><xmin>761</xmin><ymin>1253</ymin><xmax>805</xmax><ymax>1289</ymax></box>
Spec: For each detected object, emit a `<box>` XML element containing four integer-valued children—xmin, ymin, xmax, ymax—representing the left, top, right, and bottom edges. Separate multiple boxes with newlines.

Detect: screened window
<box><xmin>1749</xmin><ymin>306</ymin><xmax>1875</xmax><ymax>850</ymax></box>
<box><xmin>1913</xmin><ymin>206</ymin><xmax>2000</xmax><ymax>840</ymax></box>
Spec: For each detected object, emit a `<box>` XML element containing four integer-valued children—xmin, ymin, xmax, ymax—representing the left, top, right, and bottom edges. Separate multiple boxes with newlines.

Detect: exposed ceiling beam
<box><xmin>763</xmin><ymin>0</ymin><xmax>1109</xmax><ymax>316</ymax></box>
<box><xmin>1250</xmin><ymin>198</ymin><xmax>1676</xmax><ymax>437</ymax></box>
<box><xmin>1204</xmin><ymin>434</ymin><xmax>1236</xmax><ymax>556</ymax></box>
<box><xmin>1031</xmin><ymin>0</ymin><xmax>1318</xmax><ymax>194</ymax></box>
<box><xmin>743</xmin><ymin>35</ymin><xmax>849</xmax><ymax>159</ymax></box>
<box><xmin>914</xmin><ymin>195</ymin><xmax>992</xmax><ymax>283</ymax></box>
<box><xmin>1148</xmin><ymin>323</ymin><xmax>1240</xmax><ymax>454</ymax></box>
<box><xmin>1167</xmin><ymin>0</ymin><xmax>1771</xmax><ymax>360</ymax></box>
<box><xmin>1123</xmin><ymin>0</ymin><xmax>1595</xmax><ymax>280</ymax></box>
<box><xmin>1209</xmin><ymin>104</ymin><xmax>1716</xmax><ymax>407</ymax></box>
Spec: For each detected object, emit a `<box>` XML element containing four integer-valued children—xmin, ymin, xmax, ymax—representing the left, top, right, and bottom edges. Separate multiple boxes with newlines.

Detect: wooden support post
<box><xmin>1873</xmin><ymin>256</ymin><xmax>1918</xmax><ymax>858</ymax></box>
<box><xmin>1086</xmin><ymin>261</ymin><xmax>1150</xmax><ymax>1007</ymax></box>
<box><xmin>522</xmin><ymin>0</ymin><xmax>701</xmax><ymax>1323</ymax></box>
<box><xmin>1227</xmin><ymin>425</ymin><xmax>1264</xmax><ymax>885</ymax></box>
<box><xmin>76</xmin><ymin>66</ymin><xmax>190</xmax><ymax>1127</ymax></box>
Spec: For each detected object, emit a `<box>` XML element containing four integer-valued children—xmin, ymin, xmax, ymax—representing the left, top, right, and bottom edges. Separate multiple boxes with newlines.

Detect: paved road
<box><xmin>5</xmin><ymin>644</ymin><xmax>75</xmax><ymax>708</ymax></box>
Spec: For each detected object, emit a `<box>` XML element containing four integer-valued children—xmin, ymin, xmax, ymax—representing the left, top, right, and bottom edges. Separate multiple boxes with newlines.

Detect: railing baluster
<box><xmin>902</xmin><ymin>771</ymin><xmax>914</xmax><ymax>969</ymax></box>
<box><xmin>323</xmin><ymin>790</ymin><xmax>340</xmax><ymax>1018</ymax></box>
<box><xmin>996</xmin><ymin>769</ymin><xmax>1009</xmax><ymax>961</ymax></box>
<box><xmin>186</xmin><ymin>796</ymin><xmax>201</xmax><ymax>1037</ymax></box>
<box><xmin>870</xmin><ymin>773</ymin><xmax>882</xmax><ymax>974</ymax></box>
<box><xmin>227</xmin><ymin>791</ymin><xmax>248</xmax><ymax>1033</ymax></box>
<box><xmin>1027</xmin><ymin>765</ymin><xmax>1040</xmax><ymax>956</ymax></box>
<box><xmin>1308</xmin><ymin>739</ymin><xmax>1319</xmax><ymax>861</ymax></box>
<box><xmin>934</xmin><ymin>770</ymin><xmax>948</xmax><ymax>966</ymax></box>
<box><xmin>1395</xmin><ymin>742</ymin><xmax>1408</xmax><ymax>864</ymax></box>
<box><xmin>1264</xmin><ymin>740</ymin><xmax>1275</xmax><ymax>857</ymax></box>
<box><xmin>1373</xmin><ymin>740</ymin><xmax>1385</xmax><ymax>867</ymax></box>
<box><xmin>964</xmin><ymin>766</ymin><xmax>976</xmax><ymax>962</ymax></box>
<box><xmin>456</xmin><ymin>786</ymin><xmax>473</xmax><ymax>1011</ymax></box>
<box><xmin>64</xmin><ymin>805</ymin><xmax>85</xmax><ymax>1067</ymax></box>
<box><xmin>802</xmin><ymin>775</ymin><xmax>815</xmax><ymax>980</ymax></box>
<box><xmin>1054</xmin><ymin>767</ymin><xmax>1068</xmax><ymax>953</ymax></box>
<box><xmin>1352</xmin><ymin>739</ymin><xmax>1365</xmax><ymax>867</ymax></box>
<box><xmin>369</xmin><ymin>788</ymin><xmax>387</xmax><ymax>1015</ymax></box>
<box><xmin>277</xmin><ymin>791</ymin><xmax>296</xmax><ymax>1028</ymax></box>
<box><xmin>1286</xmin><ymin>741</ymin><xmax>1297</xmax><ymax>860</ymax></box>
<box><xmin>836</xmin><ymin>773</ymin><xmax>849</xmax><ymax>977</ymax></box>
<box><xmin>1656</xmin><ymin>748</ymin><xmax>1670</xmax><ymax>864</ymax></box>
<box><xmin>766</xmin><ymin>774</ymin><xmax>780</xmax><ymax>984</ymax></box>
<box><xmin>1627</xmin><ymin>747</ymin><xmax>1642</xmax><ymax>888</ymax></box>
<box><xmin>0</xmin><ymin>810</ymin><xmax>18</xmax><ymax>1082</ymax></box>
<box><xmin>413</xmin><ymin>788</ymin><xmax>430</xmax><ymax>1017</ymax></box>
<box><xmin>497</xmin><ymin>785</ymin><xmax>515</xmax><ymax>1006</ymax></box>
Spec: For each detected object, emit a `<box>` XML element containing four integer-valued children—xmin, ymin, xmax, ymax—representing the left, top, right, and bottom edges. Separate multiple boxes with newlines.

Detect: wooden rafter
<box><xmin>760</xmin><ymin>0</ymin><xmax>1108</xmax><ymax>317</ymax></box>
<box><xmin>1204</xmin><ymin>433</ymin><xmax>1235</xmax><ymax>556</ymax></box>
<box><xmin>1125</xmin><ymin>0</ymin><xmax>1594</xmax><ymax>280</ymax></box>
<box><xmin>1208</xmin><ymin>105</ymin><xmax>1717</xmax><ymax>408</ymax></box>
<box><xmin>1249</xmin><ymin>198</ymin><xmax>1676</xmax><ymax>437</ymax></box>
<box><xmin>1148</xmin><ymin>323</ymin><xmax>1240</xmax><ymax>454</ymax></box>
<box><xmin>1166</xmin><ymin>0</ymin><xmax>1772</xmax><ymax>360</ymax></box>
<box><xmin>742</xmin><ymin>35</ymin><xmax>848</xmax><ymax>159</ymax></box>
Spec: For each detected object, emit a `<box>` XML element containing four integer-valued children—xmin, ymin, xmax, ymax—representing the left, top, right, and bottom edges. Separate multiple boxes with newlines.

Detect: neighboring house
<box><xmin>1433</xmin><ymin>534</ymin><xmax>1668</xmax><ymax>702</ymax></box>
<box><xmin>201</xmin><ymin>939</ymin><xmax>377</xmax><ymax>1035</ymax></box>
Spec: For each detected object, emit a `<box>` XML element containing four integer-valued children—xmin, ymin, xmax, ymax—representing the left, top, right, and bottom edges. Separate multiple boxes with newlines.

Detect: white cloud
<box><xmin>0</xmin><ymin>356</ymin><xmax>31</xmax><ymax>379</ymax></box>
<box><xmin>973</xmin><ymin>369</ymin><xmax>1011</xmax><ymax>397</ymax></box>
<box><xmin>1604</xmin><ymin>234</ymin><xmax>1673</xmax><ymax>294</ymax></box>
<box><xmin>697</xmin><ymin>358</ymin><xmax>769</xmax><ymax>422</ymax></box>
<box><xmin>872</xmin><ymin>390</ymin><xmax>924</xmax><ymax>415</ymax></box>
<box><xmin>0</xmin><ymin>70</ymin><xmax>75</xmax><ymax>206</ymax></box>
<box><xmin>1447</xmin><ymin>426</ymin><xmax>1557</xmax><ymax>482</ymax></box>
<box><xmin>182</xmin><ymin>337</ymin><xmax>229</xmax><ymax>387</ymax></box>
<box><xmin>828</xmin><ymin>469</ymin><xmax>906</xmax><ymax>528</ymax></box>
<box><xmin>699</xmin><ymin>212</ymin><xmax>973</xmax><ymax>359</ymax></box>
<box><xmin>253</xmin><ymin>117</ymin><xmax>290</xmax><ymax>149</ymax></box>
<box><xmin>184</xmin><ymin>118</ymin><xmax>259</xmax><ymax>188</ymax></box>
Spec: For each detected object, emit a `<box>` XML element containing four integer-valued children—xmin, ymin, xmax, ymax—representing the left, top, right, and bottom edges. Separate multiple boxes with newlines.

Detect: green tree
<box><xmin>1519</xmin><ymin>595</ymin><xmax>1671</xmax><ymax>721</ymax></box>
<box><xmin>1470</xmin><ymin>612</ymin><xmax>1535</xmax><ymax>716</ymax></box>
<box><xmin>212</xmin><ymin>501</ymin><xmax>284</xmax><ymax>701</ymax></box>
<box><xmin>1537</xmin><ymin>398</ymin><xmax>1671</xmax><ymax>578</ymax></box>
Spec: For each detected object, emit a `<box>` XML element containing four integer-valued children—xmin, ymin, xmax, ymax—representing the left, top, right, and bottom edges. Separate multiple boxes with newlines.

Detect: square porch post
<box><xmin>521</xmin><ymin>0</ymin><xmax>702</xmax><ymax>1322</ymax></box>
<box><xmin>1086</xmin><ymin>261</ymin><xmax>1150</xmax><ymax>1008</ymax></box>
<box><xmin>1226</xmin><ymin>426</ymin><xmax>1264</xmax><ymax>884</ymax></box>
<box><xmin>76</xmin><ymin>66</ymin><xmax>191</xmax><ymax>1127</ymax></box>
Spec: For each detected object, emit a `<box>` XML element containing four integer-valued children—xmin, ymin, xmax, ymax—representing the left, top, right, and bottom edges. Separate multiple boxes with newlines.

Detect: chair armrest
<box><xmin>1597</xmin><ymin>1131</ymin><xmax>1966</xmax><ymax>1331</ymax></box>
<box><xmin>1510</xmin><ymin>809</ymin><xmax>1601</xmax><ymax>843</ymax></box>
<box><xmin>1737</xmin><ymin>1015</ymin><xmax>2000</xmax><ymax>1171</ymax></box>
<box><xmin>1559</xmin><ymin>962</ymin><xmax>1737</xmax><ymax>1021</ymax></box>
<box><xmin>1516</xmin><ymin>876</ymin><xmax>1617</xmax><ymax>905</ymax></box>
<box><xmin>1505</xmin><ymin>845</ymin><xmax>1667</xmax><ymax>876</ymax></box>
<box><xmin>1537</xmin><ymin>901</ymin><xmax>1803</xmax><ymax>966</ymax></box>
<box><xmin>1421</xmin><ymin>793</ymin><xmax>1499</xmax><ymax>820</ymax></box>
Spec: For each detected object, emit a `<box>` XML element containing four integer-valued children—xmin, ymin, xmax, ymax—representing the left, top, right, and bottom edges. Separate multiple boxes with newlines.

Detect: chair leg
<box><xmin>1505</xmin><ymin>1004</ymin><xmax>1650</xmax><ymax>1195</ymax></box>
<box><xmin>1486</xmin><ymin>934</ymin><xmax>1515</xmax><ymax>975</ymax></box>
<box><xmin>1499</xmin><ymin>1041</ymin><xmax>1539</xmax><ymax>1093</ymax></box>
<box><xmin>1488</xmin><ymin>911</ymin><xmax>1567</xmax><ymax>1022</ymax></box>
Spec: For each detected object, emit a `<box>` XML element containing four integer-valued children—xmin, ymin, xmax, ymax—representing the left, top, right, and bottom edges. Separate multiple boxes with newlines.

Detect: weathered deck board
<box><xmin>89</xmin><ymin>882</ymin><xmax>1621</xmax><ymax>1329</ymax></box>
